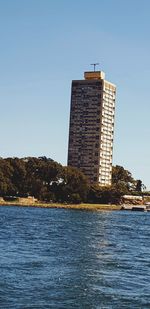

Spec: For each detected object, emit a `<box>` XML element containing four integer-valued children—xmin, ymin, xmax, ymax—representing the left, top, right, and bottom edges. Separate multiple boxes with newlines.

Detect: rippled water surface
<box><xmin>0</xmin><ymin>206</ymin><xmax>150</xmax><ymax>308</ymax></box>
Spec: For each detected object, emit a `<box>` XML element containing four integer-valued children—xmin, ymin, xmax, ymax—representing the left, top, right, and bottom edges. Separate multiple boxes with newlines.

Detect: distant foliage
<box><xmin>0</xmin><ymin>157</ymin><xmax>88</xmax><ymax>203</ymax></box>
<box><xmin>112</xmin><ymin>165</ymin><xmax>146</xmax><ymax>194</ymax></box>
<box><xmin>0</xmin><ymin>158</ymin><xmax>145</xmax><ymax>204</ymax></box>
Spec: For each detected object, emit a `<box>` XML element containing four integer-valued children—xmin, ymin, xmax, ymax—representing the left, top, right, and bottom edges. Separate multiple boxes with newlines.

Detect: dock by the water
<box><xmin>121</xmin><ymin>204</ymin><xmax>150</xmax><ymax>212</ymax></box>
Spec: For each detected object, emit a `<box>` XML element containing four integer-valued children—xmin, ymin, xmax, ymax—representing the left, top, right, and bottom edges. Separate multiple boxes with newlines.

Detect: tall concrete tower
<box><xmin>68</xmin><ymin>70</ymin><xmax>116</xmax><ymax>186</ymax></box>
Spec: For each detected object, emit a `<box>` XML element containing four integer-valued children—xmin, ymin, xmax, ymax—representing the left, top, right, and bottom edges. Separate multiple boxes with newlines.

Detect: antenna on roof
<box><xmin>90</xmin><ymin>63</ymin><xmax>99</xmax><ymax>71</ymax></box>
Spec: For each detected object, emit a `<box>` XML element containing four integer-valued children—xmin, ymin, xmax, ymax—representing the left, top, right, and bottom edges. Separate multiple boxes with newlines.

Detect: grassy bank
<box><xmin>0</xmin><ymin>201</ymin><xmax>121</xmax><ymax>211</ymax></box>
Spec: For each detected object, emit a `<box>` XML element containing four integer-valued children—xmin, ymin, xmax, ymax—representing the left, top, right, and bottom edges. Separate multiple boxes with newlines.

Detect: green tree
<box><xmin>87</xmin><ymin>184</ymin><xmax>123</xmax><ymax>204</ymax></box>
<box><xmin>112</xmin><ymin>165</ymin><xmax>135</xmax><ymax>192</ymax></box>
<box><xmin>6</xmin><ymin>158</ymin><xmax>27</xmax><ymax>196</ymax></box>
<box><xmin>135</xmin><ymin>179</ymin><xmax>142</xmax><ymax>192</ymax></box>
<box><xmin>54</xmin><ymin>166</ymin><xmax>88</xmax><ymax>203</ymax></box>
<box><xmin>135</xmin><ymin>179</ymin><xmax>146</xmax><ymax>192</ymax></box>
<box><xmin>0</xmin><ymin>159</ymin><xmax>15</xmax><ymax>196</ymax></box>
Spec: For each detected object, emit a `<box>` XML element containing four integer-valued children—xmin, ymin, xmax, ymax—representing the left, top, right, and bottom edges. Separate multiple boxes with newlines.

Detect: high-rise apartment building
<box><xmin>68</xmin><ymin>70</ymin><xmax>116</xmax><ymax>186</ymax></box>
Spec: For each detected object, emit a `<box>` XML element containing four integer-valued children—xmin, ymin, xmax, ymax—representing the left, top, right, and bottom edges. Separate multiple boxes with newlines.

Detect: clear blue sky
<box><xmin>0</xmin><ymin>0</ymin><xmax>150</xmax><ymax>189</ymax></box>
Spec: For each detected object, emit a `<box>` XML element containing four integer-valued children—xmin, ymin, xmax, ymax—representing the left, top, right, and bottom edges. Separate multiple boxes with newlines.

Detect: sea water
<box><xmin>0</xmin><ymin>206</ymin><xmax>150</xmax><ymax>308</ymax></box>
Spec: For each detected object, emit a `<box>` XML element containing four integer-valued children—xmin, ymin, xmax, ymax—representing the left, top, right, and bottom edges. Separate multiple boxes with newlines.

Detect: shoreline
<box><xmin>0</xmin><ymin>201</ymin><xmax>121</xmax><ymax>211</ymax></box>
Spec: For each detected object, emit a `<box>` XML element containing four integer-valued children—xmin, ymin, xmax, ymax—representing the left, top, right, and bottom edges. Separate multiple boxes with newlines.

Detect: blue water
<box><xmin>0</xmin><ymin>206</ymin><xmax>150</xmax><ymax>308</ymax></box>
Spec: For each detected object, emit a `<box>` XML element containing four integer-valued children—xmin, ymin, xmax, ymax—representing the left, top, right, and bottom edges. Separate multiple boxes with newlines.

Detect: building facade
<box><xmin>68</xmin><ymin>71</ymin><xmax>116</xmax><ymax>186</ymax></box>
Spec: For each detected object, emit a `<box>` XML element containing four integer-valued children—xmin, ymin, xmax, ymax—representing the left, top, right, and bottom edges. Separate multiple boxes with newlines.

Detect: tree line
<box><xmin>0</xmin><ymin>156</ymin><xmax>147</xmax><ymax>204</ymax></box>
